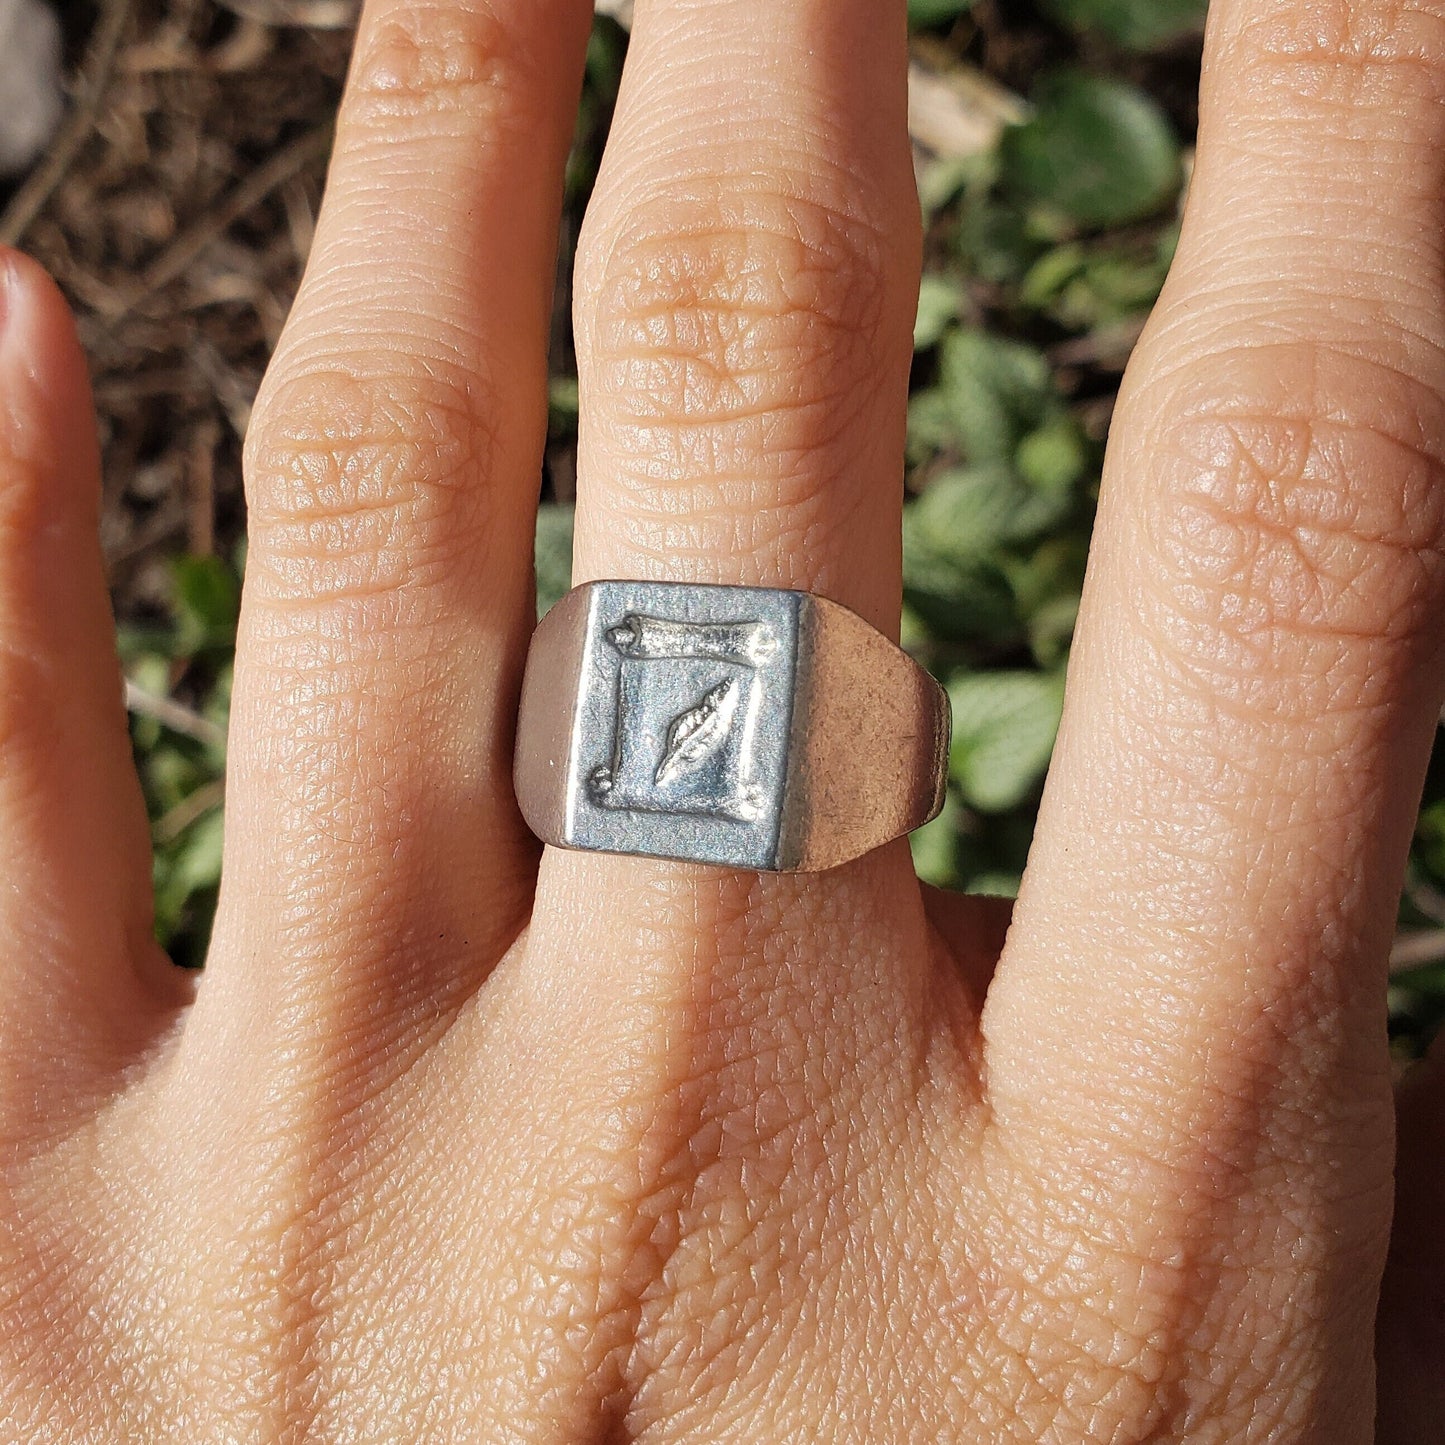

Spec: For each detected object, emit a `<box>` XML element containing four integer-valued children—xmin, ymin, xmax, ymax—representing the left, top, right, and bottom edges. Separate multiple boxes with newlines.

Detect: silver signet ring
<box><xmin>513</xmin><ymin>581</ymin><xmax>951</xmax><ymax>873</ymax></box>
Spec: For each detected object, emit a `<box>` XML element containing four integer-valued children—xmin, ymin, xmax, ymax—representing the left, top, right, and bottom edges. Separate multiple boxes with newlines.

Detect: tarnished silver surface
<box><xmin>514</xmin><ymin>581</ymin><xmax>950</xmax><ymax>872</ymax></box>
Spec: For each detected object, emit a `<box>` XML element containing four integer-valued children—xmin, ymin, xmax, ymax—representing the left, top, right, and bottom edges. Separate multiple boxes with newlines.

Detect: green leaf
<box><xmin>917</xmin><ymin>464</ymin><xmax>1072</xmax><ymax>551</ymax></box>
<box><xmin>1004</xmin><ymin>534</ymin><xmax>1089</xmax><ymax>668</ymax></box>
<box><xmin>914</xmin><ymin>274</ymin><xmax>961</xmax><ymax>351</ymax></box>
<box><xmin>200</xmin><ymin>663</ymin><xmax>232</xmax><ymax>769</ymax></box>
<box><xmin>948</xmin><ymin>671</ymin><xmax>1065</xmax><ymax>812</ymax></box>
<box><xmin>956</xmin><ymin>810</ymin><xmax>1039</xmax><ymax>896</ymax></box>
<box><xmin>1393</xmin><ymin>960</ymin><xmax>1445</xmax><ymax>997</ymax></box>
<box><xmin>903</xmin><ymin>523</ymin><xmax>1018</xmax><ymax>642</ymax></box>
<box><xmin>1416</xmin><ymin>798</ymin><xmax>1445</xmax><ymax>881</ymax></box>
<box><xmin>1042</xmin><ymin>0</ymin><xmax>1207</xmax><ymax>50</ymax></box>
<box><xmin>586</xmin><ymin>13</ymin><xmax>627</xmax><ymax>92</ymax></box>
<box><xmin>910</xmin><ymin>795</ymin><xmax>964</xmax><ymax>889</ymax></box>
<box><xmin>144</xmin><ymin>743</ymin><xmax>205</xmax><ymax>814</ymax></box>
<box><xmin>1036</xmin><ymin>242</ymin><xmax>1173</xmax><ymax>331</ymax></box>
<box><xmin>116</xmin><ymin>623</ymin><xmax>175</xmax><ymax>663</ymax></box>
<box><xmin>1015</xmin><ymin>413</ymin><xmax>1090</xmax><ymax>494</ymax></box>
<box><xmin>549</xmin><ymin>376</ymin><xmax>580</xmax><ymax>419</ymax></box>
<box><xmin>152</xmin><ymin>807</ymin><xmax>225</xmax><ymax>948</ymax></box>
<box><xmin>1018</xmin><ymin>243</ymin><xmax>1089</xmax><ymax>311</ymax></box>
<box><xmin>906</xmin><ymin>388</ymin><xmax>963</xmax><ymax>466</ymax></box>
<box><xmin>966</xmin><ymin>871</ymin><xmax>1023</xmax><ymax>900</ymax></box>
<box><xmin>170</xmin><ymin>554</ymin><xmax>239</xmax><ymax>656</ymax></box>
<box><xmin>902</xmin><ymin>461</ymin><xmax>1079</xmax><ymax>644</ymax></box>
<box><xmin>176</xmin><ymin>807</ymin><xmax>225</xmax><ymax>890</ymax></box>
<box><xmin>534</xmin><ymin>504</ymin><xmax>575</xmax><ymax>619</ymax></box>
<box><xmin>937</xmin><ymin>329</ymin><xmax>1054</xmax><ymax>465</ymax></box>
<box><xmin>908</xmin><ymin>0</ymin><xmax>974</xmax><ymax>26</ymax></box>
<box><xmin>1025</xmin><ymin>591</ymin><xmax>1081</xmax><ymax>670</ymax></box>
<box><xmin>128</xmin><ymin>652</ymin><xmax>172</xmax><ymax>698</ymax></box>
<box><xmin>548</xmin><ymin>375</ymin><xmax>580</xmax><ymax>442</ymax></box>
<box><xmin>899</xmin><ymin>602</ymin><xmax>932</xmax><ymax>656</ymax></box>
<box><xmin>918</xmin><ymin>153</ymin><xmax>983</xmax><ymax>219</ymax></box>
<box><xmin>1007</xmin><ymin>531</ymin><xmax>1089</xmax><ymax>606</ymax></box>
<box><xmin>954</xmin><ymin>192</ymin><xmax>1044</xmax><ymax>287</ymax></box>
<box><xmin>999</xmin><ymin>72</ymin><xmax>1181</xmax><ymax>228</ymax></box>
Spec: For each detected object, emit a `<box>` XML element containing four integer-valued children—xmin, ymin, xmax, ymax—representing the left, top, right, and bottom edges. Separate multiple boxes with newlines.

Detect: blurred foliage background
<box><xmin>2</xmin><ymin>0</ymin><xmax>1440</xmax><ymax>1062</ymax></box>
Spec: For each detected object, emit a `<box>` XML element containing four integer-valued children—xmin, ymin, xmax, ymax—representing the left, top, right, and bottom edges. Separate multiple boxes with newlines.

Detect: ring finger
<box><xmin>520</xmin><ymin>0</ymin><xmax>957</xmax><ymax>1427</ymax></box>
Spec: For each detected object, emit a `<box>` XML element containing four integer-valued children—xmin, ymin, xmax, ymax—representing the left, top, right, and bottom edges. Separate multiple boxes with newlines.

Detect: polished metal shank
<box><xmin>513</xmin><ymin>580</ymin><xmax>949</xmax><ymax>872</ymax></box>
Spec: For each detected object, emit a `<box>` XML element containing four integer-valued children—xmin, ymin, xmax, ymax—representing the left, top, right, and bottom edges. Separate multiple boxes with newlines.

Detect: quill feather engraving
<box><xmin>655</xmin><ymin>679</ymin><xmax>739</xmax><ymax>787</ymax></box>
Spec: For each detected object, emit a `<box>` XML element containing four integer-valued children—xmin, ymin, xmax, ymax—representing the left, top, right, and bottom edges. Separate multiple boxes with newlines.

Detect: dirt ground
<box><xmin>3</xmin><ymin>0</ymin><xmax>359</xmax><ymax>621</ymax></box>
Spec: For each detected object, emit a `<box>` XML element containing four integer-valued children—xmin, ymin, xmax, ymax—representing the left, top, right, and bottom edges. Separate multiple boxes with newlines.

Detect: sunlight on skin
<box><xmin>0</xmin><ymin>0</ymin><xmax>1442</xmax><ymax>1439</ymax></box>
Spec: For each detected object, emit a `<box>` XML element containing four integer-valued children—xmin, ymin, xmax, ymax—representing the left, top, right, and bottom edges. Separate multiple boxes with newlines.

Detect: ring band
<box><xmin>513</xmin><ymin>580</ymin><xmax>950</xmax><ymax>872</ymax></box>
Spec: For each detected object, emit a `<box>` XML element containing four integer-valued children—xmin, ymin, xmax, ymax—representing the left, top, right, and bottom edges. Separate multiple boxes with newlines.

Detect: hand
<box><xmin>1</xmin><ymin>0</ymin><xmax>1441</xmax><ymax>1438</ymax></box>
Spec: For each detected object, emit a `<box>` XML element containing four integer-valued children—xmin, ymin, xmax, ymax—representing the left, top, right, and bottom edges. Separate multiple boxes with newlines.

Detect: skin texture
<box><xmin>0</xmin><ymin>0</ymin><xmax>1442</xmax><ymax>1438</ymax></box>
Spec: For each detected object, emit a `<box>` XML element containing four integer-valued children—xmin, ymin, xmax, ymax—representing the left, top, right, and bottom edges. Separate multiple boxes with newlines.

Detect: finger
<box><xmin>552</xmin><ymin>0</ymin><xmax>926</xmax><ymax>1069</ymax></box>
<box><xmin>520</xmin><ymin>0</ymin><xmax>965</xmax><ymax>1427</ymax></box>
<box><xmin>981</xmin><ymin>0</ymin><xmax>1444</xmax><ymax>1392</ymax></box>
<box><xmin>569</xmin><ymin>0</ymin><xmax>920</xmax><ymax>632</ymax></box>
<box><xmin>922</xmin><ymin>887</ymin><xmax>1013</xmax><ymax>995</ymax></box>
<box><xmin>0</xmin><ymin>250</ymin><xmax>185</xmax><ymax>1132</ymax></box>
<box><xmin>201</xmin><ymin>1</ymin><xmax>593</xmax><ymax>1032</ymax></box>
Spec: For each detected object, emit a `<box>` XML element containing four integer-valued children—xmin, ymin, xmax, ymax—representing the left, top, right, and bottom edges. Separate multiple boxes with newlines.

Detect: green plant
<box><xmin>1000</xmin><ymin>72</ymin><xmax>1182</xmax><ymax>229</ymax></box>
<box><xmin>1042</xmin><ymin>0</ymin><xmax>1209</xmax><ymax>51</ymax></box>
<box><xmin>111</xmin><ymin>7</ymin><xmax>1439</xmax><ymax>1064</ymax></box>
<box><xmin>907</xmin><ymin>0</ymin><xmax>975</xmax><ymax>28</ymax></box>
<box><xmin>120</xmin><ymin>551</ymin><xmax>238</xmax><ymax>968</ymax></box>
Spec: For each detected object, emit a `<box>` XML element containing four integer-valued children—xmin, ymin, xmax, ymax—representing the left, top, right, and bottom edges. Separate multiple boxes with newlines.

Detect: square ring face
<box><xmin>564</xmin><ymin>581</ymin><xmax>802</xmax><ymax>869</ymax></box>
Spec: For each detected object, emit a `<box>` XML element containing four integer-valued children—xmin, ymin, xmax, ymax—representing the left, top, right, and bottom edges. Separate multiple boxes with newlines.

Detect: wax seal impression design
<box><xmin>514</xmin><ymin>579</ymin><xmax>949</xmax><ymax>871</ymax></box>
<box><xmin>588</xmin><ymin>614</ymin><xmax>772</xmax><ymax>824</ymax></box>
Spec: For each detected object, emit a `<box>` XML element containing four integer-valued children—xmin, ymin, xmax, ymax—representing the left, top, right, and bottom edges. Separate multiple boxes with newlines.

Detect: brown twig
<box><xmin>188</xmin><ymin>419</ymin><xmax>219</xmax><ymax>557</ymax></box>
<box><xmin>1048</xmin><ymin>316</ymin><xmax>1149</xmax><ymax>371</ymax></box>
<box><xmin>1391</xmin><ymin>931</ymin><xmax>1445</xmax><ymax>975</ymax></box>
<box><xmin>125</xmin><ymin>679</ymin><xmax>227</xmax><ymax>750</ymax></box>
<box><xmin>100</xmin><ymin>122</ymin><xmax>334</xmax><ymax>318</ymax></box>
<box><xmin>907</xmin><ymin>54</ymin><xmax>1027</xmax><ymax>161</ymax></box>
<box><xmin>155</xmin><ymin>778</ymin><xmax>226</xmax><ymax>844</ymax></box>
<box><xmin>0</xmin><ymin>0</ymin><xmax>134</xmax><ymax>246</ymax></box>
<box><xmin>105</xmin><ymin>504</ymin><xmax>188</xmax><ymax>580</ymax></box>
<box><xmin>189</xmin><ymin>335</ymin><xmax>260</xmax><ymax>441</ymax></box>
<box><xmin>214</xmin><ymin>0</ymin><xmax>359</xmax><ymax>29</ymax></box>
<box><xmin>1408</xmin><ymin>877</ymin><xmax>1445</xmax><ymax>926</ymax></box>
<box><xmin>593</xmin><ymin>0</ymin><xmax>634</xmax><ymax>27</ymax></box>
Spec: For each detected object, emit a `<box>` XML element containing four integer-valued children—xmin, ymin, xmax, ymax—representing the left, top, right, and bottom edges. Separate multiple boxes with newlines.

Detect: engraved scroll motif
<box><xmin>607</xmin><ymin>616</ymin><xmax>777</xmax><ymax>667</ymax></box>
<box><xmin>589</xmin><ymin>614</ymin><xmax>773</xmax><ymax>823</ymax></box>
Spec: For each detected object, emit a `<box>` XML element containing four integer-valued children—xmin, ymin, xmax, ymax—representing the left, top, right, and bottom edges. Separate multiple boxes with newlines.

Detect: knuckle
<box><xmin>243</xmin><ymin>363</ymin><xmax>494</xmax><ymax>604</ymax></box>
<box><xmin>577</xmin><ymin>184</ymin><xmax>894</xmax><ymax>442</ymax></box>
<box><xmin>1135</xmin><ymin>340</ymin><xmax>1445</xmax><ymax>707</ymax></box>
<box><xmin>343</xmin><ymin>2</ymin><xmax>530</xmax><ymax>133</ymax></box>
<box><xmin>575</xmin><ymin>182</ymin><xmax>907</xmax><ymax>574</ymax></box>
<box><xmin>1230</xmin><ymin>1</ymin><xmax>1445</xmax><ymax>107</ymax></box>
<box><xmin>971</xmin><ymin>1237</ymin><xmax>1180</xmax><ymax>1437</ymax></box>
